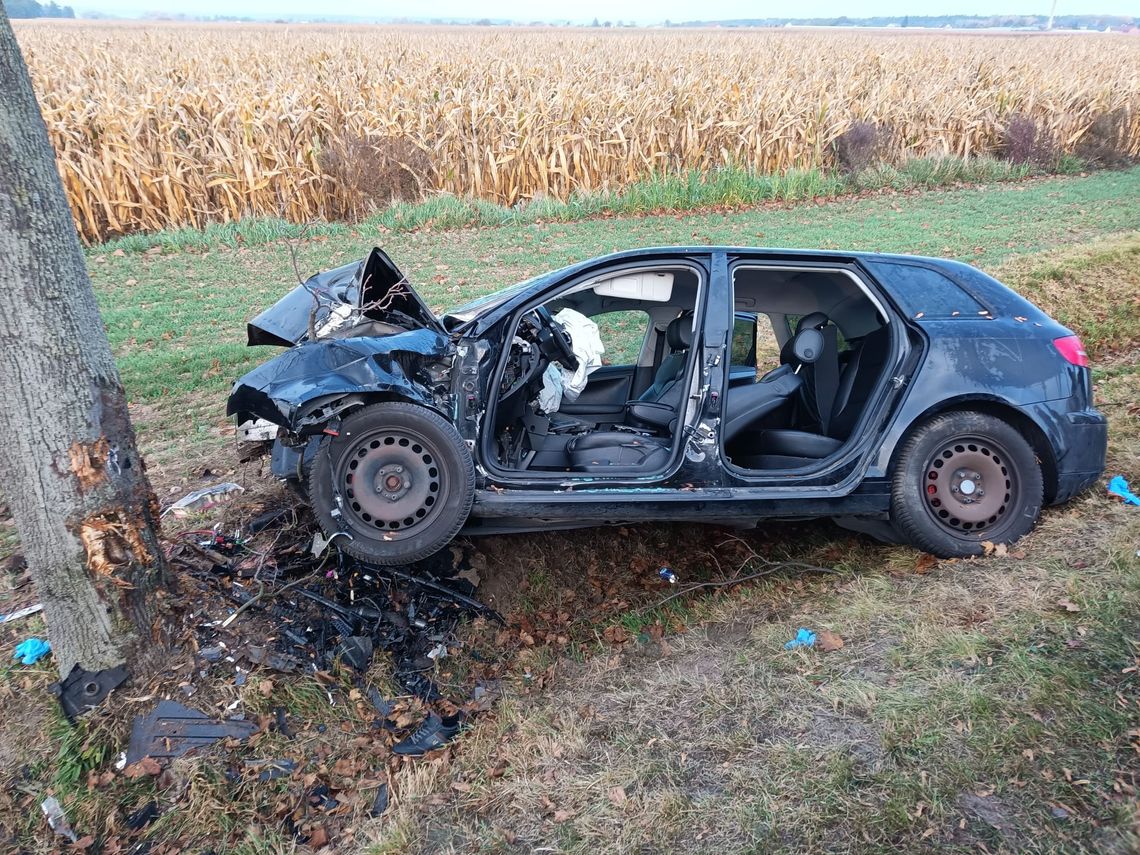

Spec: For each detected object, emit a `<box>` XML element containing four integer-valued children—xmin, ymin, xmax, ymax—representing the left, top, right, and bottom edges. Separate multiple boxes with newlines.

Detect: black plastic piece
<box><xmin>125</xmin><ymin>700</ymin><xmax>258</xmax><ymax>764</ymax></box>
<box><xmin>49</xmin><ymin>664</ymin><xmax>128</xmax><ymax>722</ymax></box>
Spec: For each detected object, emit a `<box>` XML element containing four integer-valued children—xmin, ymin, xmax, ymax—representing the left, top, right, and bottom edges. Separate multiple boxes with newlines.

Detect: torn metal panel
<box><xmin>227</xmin><ymin>328</ymin><xmax>453</xmax><ymax>430</ymax></box>
<box><xmin>247</xmin><ymin>248</ymin><xmax>444</xmax><ymax>348</ymax></box>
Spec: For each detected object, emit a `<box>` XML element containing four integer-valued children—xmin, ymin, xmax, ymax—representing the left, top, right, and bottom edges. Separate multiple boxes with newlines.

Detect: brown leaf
<box><xmin>258</xmin><ymin>679</ymin><xmax>274</xmax><ymax>697</ymax></box>
<box><xmin>817</xmin><ymin>630</ymin><xmax>845</xmax><ymax>652</ymax></box>
<box><xmin>1057</xmin><ymin>598</ymin><xmax>1081</xmax><ymax>613</ymax></box>
<box><xmin>124</xmin><ymin>757</ymin><xmax>162</xmax><ymax>778</ymax></box>
<box><xmin>603</xmin><ymin>625</ymin><xmax>631</xmax><ymax>645</ymax></box>
<box><xmin>914</xmin><ymin>552</ymin><xmax>937</xmax><ymax>574</ymax></box>
<box><xmin>981</xmin><ymin>540</ymin><xmax>996</xmax><ymax>555</ymax></box>
<box><xmin>553</xmin><ymin>809</ymin><xmax>574</xmax><ymax>823</ymax></box>
<box><xmin>308</xmin><ymin>826</ymin><xmax>328</xmax><ymax>848</ymax></box>
<box><xmin>608</xmin><ymin>786</ymin><xmax>627</xmax><ymax>805</ymax></box>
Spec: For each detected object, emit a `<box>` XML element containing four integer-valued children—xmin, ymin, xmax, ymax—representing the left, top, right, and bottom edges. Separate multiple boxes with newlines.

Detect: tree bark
<box><xmin>0</xmin><ymin>7</ymin><xmax>170</xmax><ymax>677</ymax></box>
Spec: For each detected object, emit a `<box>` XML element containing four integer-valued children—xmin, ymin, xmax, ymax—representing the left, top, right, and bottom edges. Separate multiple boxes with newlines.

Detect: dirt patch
<box><xmin>957</xmin><ymin>791</ymin><xmax>1026</xmax><ymax>848</ymax></box>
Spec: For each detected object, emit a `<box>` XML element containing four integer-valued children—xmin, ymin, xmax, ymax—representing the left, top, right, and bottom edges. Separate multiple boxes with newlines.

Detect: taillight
<box><xmin>1053</xmin><ymin>335</ymin><xmax>1090</xmax><ymax>367</ymax></box>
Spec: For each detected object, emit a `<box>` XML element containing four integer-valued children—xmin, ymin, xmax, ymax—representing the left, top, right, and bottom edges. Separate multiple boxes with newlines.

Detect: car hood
<box><xmin>247</xmin><ymin>247</ymin><xmax>445</xmax><ymax>347</ymax></box>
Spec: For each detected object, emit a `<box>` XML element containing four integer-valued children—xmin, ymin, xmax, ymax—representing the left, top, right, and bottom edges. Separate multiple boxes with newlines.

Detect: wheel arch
<box><xmin>293</xmin><ymin>389</ymin><xmax>450</xmax><ymax>433</ymax></box>
<box><xmin>887</xmin><ymin>396</ymin><xmax>1058</xmax><ymax>503</ymax></box>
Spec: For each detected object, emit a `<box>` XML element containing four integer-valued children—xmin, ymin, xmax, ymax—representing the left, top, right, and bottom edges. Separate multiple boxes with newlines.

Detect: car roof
<box><xmin>454</xmin><ymin>245</ymin><xmax>1016</xmax><ymax>334</ymax></box>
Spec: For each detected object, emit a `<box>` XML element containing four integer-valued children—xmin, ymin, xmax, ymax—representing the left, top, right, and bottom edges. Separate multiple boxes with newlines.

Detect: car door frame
<box><xmin>712</xmin><ymin>251</ymin><xmax>915</xmax><ymax>489</ymax></box>
<box><xmin>473</xmin><ymin>253</ymin><xmax>713</xmax><ymax>489</ymax></box>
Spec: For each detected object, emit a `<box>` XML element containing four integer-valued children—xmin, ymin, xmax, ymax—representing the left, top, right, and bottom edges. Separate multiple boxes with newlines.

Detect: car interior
<box><xmin>488</xmin><ymin>263</ymin><xmax>893</xmax><ymax>476</ymax></box>
<box><xmin>723</xmin><ymin>266</ymin><xmax>894</xmax><ymax>470</ymax></box>
<box><xmin>490</xmin><ymin>264</ymin><xmax>702</xmax><ymax>473</ymax></box>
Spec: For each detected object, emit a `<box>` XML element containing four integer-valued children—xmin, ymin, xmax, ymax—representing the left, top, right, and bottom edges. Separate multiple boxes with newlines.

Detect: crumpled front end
<box><xmin>227</xmin><ymin>328</ymin><xmax>455</xmax><ymax>435</ymax></box>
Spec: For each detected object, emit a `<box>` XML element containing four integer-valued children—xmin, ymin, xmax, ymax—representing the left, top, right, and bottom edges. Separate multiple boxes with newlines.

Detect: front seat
<box><xmin>549</xmin><ymin>314</ymin><xmax>692</xmax><ymax>434</ymax></box>
<box><xmin>568</xmin><ymin>326</ymin><xmax>825</xmax><ymax>472</ymax></box>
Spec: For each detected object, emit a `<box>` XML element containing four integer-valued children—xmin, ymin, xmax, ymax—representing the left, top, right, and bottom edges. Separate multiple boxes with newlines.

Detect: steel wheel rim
<box><xmin>336</xmin><ymin>426</ymin><xmax>449</xmax><ymax>541</ymax></box>
<box><xmin>921</xmin><ymin>434</ymin><xmax>1017</xmax><ymax>536</ymax></box>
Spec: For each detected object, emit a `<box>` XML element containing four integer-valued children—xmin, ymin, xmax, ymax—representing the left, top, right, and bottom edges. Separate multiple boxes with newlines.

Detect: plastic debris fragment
<box><xmin>13</xmin><ymin>637</ymin><xmax>51</xmax><ymax>665</ymax></box>
<box><xmin>0</xmin><ymin>603</ymin><xmax>43</xmax><ymax>625</ymax></box>
<box><xmin>1107</xmin><ymin>475</ymin><xmax>1140</xmax><ymax>506</ymax></box>
<box><xmin>165</xmin><ymin>482</ymin><xmax>245</xmax><ymax>518</ymax></box>
<box><xmin>41</xmin><ymin>796</ymin><xmax>77</xmax><ymax>843</ymax></box>
<box><xmin>784</xmin><ymin>628</ymin><xmax>817</xmax><ymax>650</ymax></box>
<box><xmin>658</xmin><ymin>567</ymin><xmax>677</xmax><ymax>584</ymax></box>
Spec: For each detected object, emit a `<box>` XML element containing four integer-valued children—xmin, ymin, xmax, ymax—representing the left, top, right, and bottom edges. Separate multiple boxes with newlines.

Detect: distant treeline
<box><xmin>8</xmin><ymin>1</ymin><xmax>76</xmax><ymax>18</ymax></box>
<box><xmin>670</xmin><ymin>15</ymin><xmax>1136</xmax><ymax>31</ymax></box>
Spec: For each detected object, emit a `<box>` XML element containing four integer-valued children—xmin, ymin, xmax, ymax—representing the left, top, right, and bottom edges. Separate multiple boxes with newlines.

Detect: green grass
<box><xmin>95</xmin><ymin>157</ymin><xmax>1038</xmax><ymax>255</ymax></box>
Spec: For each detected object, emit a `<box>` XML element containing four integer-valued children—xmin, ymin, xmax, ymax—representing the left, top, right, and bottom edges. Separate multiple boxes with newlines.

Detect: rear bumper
<box><xmin>1048</xmin><ymin>409</ymin><xmax>1108</xmax><ymax>504</ymax></box>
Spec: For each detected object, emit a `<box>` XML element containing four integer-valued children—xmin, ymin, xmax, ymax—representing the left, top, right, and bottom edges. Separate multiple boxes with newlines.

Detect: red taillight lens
<box><xmin>1053</xmin><ymin>335</ymin><xmax>1090</xmax><ymax>367</ymax></box>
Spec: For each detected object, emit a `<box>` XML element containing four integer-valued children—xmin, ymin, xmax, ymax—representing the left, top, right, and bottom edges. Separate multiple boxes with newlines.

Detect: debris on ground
<box><xmin>369</xmin><ymin>782</ymin><xmax>390</xmax><ymax>817</ymax></box>
<box><xmin>164</xmin><ymin>482</ymin><xmax>245</xmax><ymax>518</ymax></box>
<box><xmin>40</xmin><ymin>796</ymin><xmax>77</xmax><ymax>843</ymax></box>
<box><xmin>48</xmin><ymin>664</ymin><xmax>128</xmax><ymax>721</ymax></box>
<box><xmin>392</xmin><ymin>711</ymin><xmax>466</xmax><ymax>756</ymax></box>
<box><xmin>244</xmin><ymin>758</ymin><xmax>298</xmax><ymax>782</ymax></box>
<box><xmin>125</xmin><ymin>699</ymin><xmax>258</xmax><ymax>764</ymax></box>
<box><xmin>657</xmin><ymin>567</ymin><xmax>677</xmax><ymax>584</ymax></box>
<box><xmin>0</xmin><ymin>602</ymin><xmax>43</xmax><ymax>624</ymax></box>
<box><xmin>170</xmin><ymin>514</ymin><xmax>503</xmax><ymax>705</ymax></box>
<box><xmin>784</xmin><ymin>627</ymin><xmax>817</xmax><ymax>649</ymax></box>
<box><xmin>1107</xmin><ymin>475</ymin><xmax>1140</xmax><ymax>506</ymax></box>
<box><xmin>12</xmin><ymin>637</ymin><xmax>51</xmax><ymax>665</ymax></box>
<box><xmin>125</xmin><ymin>801</ymin><xmax>160</xmax><ymax>831</ymax></box>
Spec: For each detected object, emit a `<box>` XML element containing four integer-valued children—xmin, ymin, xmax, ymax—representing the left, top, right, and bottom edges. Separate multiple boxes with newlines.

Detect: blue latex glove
<box><xmin>13</xmin><ymin>638</ymin><xmax>51</xmax><ymax>665</ymax></box>
<box><xmin>1107</xmin><ymin>475</ymin><xmax>1140</xmax><ymax>506</ymax></box>
<box><xmin>784</xmin><ymin>628</ymin><xmax>816</xmax><ymax>650</ymax></box>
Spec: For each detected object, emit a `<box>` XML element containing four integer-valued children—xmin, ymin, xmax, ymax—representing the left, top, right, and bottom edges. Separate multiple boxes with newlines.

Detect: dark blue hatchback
<box><xmin>228</xmin><ymin>246</ymin><xmax>1107</xmax><ymax>565</ymax></box>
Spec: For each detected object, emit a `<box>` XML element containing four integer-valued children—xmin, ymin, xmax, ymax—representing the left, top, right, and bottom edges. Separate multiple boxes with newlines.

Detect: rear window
<box><xmin>867</xmin><ymin>261</ymin><xmax>986</xmax><ymax>319</ymax></box>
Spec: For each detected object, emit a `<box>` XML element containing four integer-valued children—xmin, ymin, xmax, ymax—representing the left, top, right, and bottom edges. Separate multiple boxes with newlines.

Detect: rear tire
<box><xmin>309</xmin><ymin>402</ymin><xmax>474</xmax><ymax>566</ymax></box>
<box><xmin>890</xmin><ymin>411</ymin><xmax>1042</xmax><ymax>558</ymax></box>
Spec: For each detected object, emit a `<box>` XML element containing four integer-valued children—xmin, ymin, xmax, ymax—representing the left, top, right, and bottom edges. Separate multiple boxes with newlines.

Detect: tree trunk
<box><xmin>0</xmin><ymin>8</ymin><xmax>170</xmax><ymax>677</ymax></box>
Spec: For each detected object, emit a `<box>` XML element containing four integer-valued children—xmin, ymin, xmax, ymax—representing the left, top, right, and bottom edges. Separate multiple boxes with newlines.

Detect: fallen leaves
<box><xmin>914</xmin><ymin>552</ymin><xmax>938</xmax><ymax>574</ymax></box>
<box><xmin>602</xmin><ymin>625</ymin><xmax>631</xmax><ymax>645</ymax></box>
<box><xmin>816</xmin><ymin>630</ymin><xmax>845</xmax><ymax>652</ymax></box>
<box><xmin>123</xmin><ymin>757</ymin><xmax>161</xmax><ymax>778</ymax></box>
<box><xmin>1056</xmin><ymin>598</ymin><xmax>1081</xmax><ymax>613</ymax></box>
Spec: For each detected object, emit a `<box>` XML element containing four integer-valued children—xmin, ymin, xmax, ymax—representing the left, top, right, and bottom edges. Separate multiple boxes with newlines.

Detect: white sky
<box><xmin>78</xmin><ymin>2</ymin><xmax>1138</xmax><ymax>22</ymax></box>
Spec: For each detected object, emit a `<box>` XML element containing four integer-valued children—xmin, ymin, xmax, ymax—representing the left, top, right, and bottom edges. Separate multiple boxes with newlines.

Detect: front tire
<box><xmin>890</xmin><ymin>411</ymin><xmax>1043</xmax><ymax>558</ymax></box>
<box><xmin>309</xmin><ymin>402</ymin><xmax>474</xmax><ymax>566</ymax></box>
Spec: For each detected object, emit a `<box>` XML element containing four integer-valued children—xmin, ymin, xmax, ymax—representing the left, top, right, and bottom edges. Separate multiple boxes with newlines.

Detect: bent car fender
<box><xmin>227</xmin><ymin>329</ymin><xmax>453</xmax><ymax>431</ymax></box>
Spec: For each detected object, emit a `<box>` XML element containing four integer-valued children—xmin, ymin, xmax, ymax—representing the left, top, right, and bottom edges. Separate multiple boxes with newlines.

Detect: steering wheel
<box><xmin>500</xmin><ymin>340</ymin><xmax>545</xmax><ymax>402</ymax></box>
<box><xmin>533</xmin><ymin>306</ymin><xmax>579</xmax><ymax>370</ymax></box>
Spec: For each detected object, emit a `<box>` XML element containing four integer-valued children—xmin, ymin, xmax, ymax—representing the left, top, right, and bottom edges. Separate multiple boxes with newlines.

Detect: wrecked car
<box><xmin>228</xmin><ymin>246</ymin><xmax>1107</xmax><ymax>563</ymax></box>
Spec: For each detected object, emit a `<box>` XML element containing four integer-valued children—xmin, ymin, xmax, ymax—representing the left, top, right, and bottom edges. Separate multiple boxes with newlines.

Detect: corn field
<box><xmin>13</xmin><ymin>22</ymin><xmax>1140</xmax><ymax>243</ymax></box>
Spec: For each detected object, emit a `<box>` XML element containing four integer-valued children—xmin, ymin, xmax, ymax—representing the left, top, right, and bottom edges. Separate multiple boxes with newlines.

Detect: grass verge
<box><xmin>95</xmin><ymin>156</ymin><xmax>1049</xmax><ymax>255</ymax></box>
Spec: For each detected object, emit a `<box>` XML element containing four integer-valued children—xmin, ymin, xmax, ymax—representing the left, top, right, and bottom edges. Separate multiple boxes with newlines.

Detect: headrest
<box><xmin>795</xmin><ymin>311</ymin><xmax>829</xmax><ymax>332</ymax></box>
<box><xmin>792</xmin><ymin>327</ymin><xmax>825</xmax><ymax>364</ymax></box>
<box><xmin>666</xmin><ymin>316</ymin><xmax>692</xmax><ymax>350</ymax></box>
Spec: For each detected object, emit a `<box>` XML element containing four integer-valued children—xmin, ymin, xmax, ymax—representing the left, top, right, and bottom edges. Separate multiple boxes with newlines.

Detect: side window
<box><xmin>865</xmin><ymin>260</ymin><xmax>986</xmax><ymax>318</ymax></box>
<box><xmin>730</xmin><ymin>316</ymin><xmax>757</xmax><ymax>367</ymax></box>
<box><xmin>731</xmin><ymin>313</ymin><xmax>781</xmax><ymax>375</ymax></box>
<box><xmin>592</xmin><ymin>310</ymin><xmax>650</xmax><ymax>366</ymax></box>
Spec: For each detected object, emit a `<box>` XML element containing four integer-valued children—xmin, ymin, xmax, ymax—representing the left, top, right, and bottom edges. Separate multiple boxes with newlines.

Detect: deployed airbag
<box><xmin>553</xmin><ymin>308</ymin><xmax>604</xmax><ymax>403</ymax></box>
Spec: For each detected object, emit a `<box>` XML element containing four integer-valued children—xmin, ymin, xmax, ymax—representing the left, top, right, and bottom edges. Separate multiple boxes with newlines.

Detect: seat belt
<box><xmin>815</xmin><ymin>325</ymin><xmax>840</xmax><ymax>435</ymax></box>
